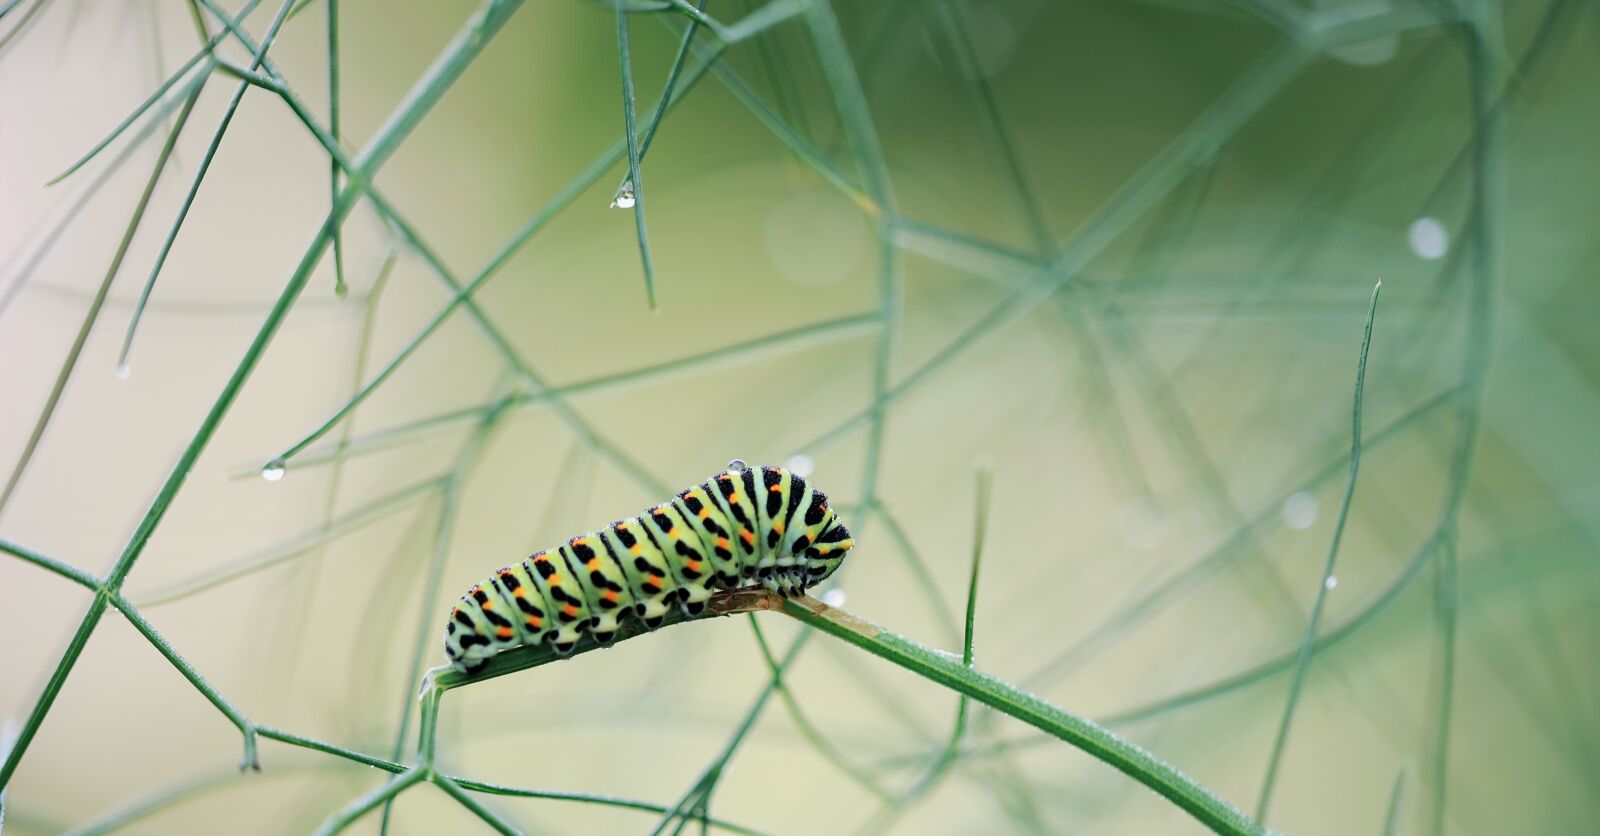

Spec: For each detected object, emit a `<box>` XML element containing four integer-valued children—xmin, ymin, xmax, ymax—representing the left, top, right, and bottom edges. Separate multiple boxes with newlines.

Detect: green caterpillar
<box><xmin>444</xmin><ymin>461</ymin><xmax>855</xmax><ymax>673</ymax></box>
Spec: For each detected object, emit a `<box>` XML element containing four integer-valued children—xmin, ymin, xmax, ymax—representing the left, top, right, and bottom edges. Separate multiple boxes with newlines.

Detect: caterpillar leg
<box><xmin>591</xmin><ymin>616</ymin><xmax>616</xmax><ymax>646</ymax></box>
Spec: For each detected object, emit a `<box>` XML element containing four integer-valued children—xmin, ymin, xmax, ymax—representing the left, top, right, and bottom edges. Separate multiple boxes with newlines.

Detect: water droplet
<box><xmin>784</xmin><ymin>454</ymin><xmax>814</xmax><ymax>478</ymax></box>
<box><xmin>260</xmin><ymin>460</ymin><xmax>286</xmax><ymax>482</ymax></box>
<box><xmin>1281</xmin><ymin>491</ymin><xmax>1319</xmax><ymax>530</ymax></box>
<box><xmin>114</xmin><ymin>363</ymin><xmax>130</xmax><ymax>380</ymax></box>
<box><xmin>1324</xmin><ymin>575</ymin><xmax>1340</xmax><ymax>591</ymax></box>
<box><xmin>610</xmin><ymin>182</ymin><xmax>636</xmax><ymax>209</ymax></box>
<box><xmin>821</xmin><ymin>588</ymin><xmax>846</xmax><ymax>607</ymax></box>
<box><xmin>1408</xmin><ymin>217</ymin><xmax>1449</xmax><ymax>260</ymax></box>
<box><xmin>725</xmin><ymin>459</ymin><xmax>747</xmax><ymax>474</ymax></box>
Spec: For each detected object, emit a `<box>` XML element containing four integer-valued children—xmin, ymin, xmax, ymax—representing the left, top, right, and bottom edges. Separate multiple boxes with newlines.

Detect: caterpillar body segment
<box><xmin>444</xmin><ymin>463</ymin><xmax>855</xmax><ymax>674</ymax></box>
<box><xmin>559</xmin><ymin>534</ymin><xmax>634</xmax><ymax>644</ymax></box>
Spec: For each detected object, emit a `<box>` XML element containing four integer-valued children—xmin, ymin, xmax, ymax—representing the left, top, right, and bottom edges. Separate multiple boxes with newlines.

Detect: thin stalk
<box><xmin>647</xmin><ymin>632</ymin><xmax>810</xmax><ymax>836</ymax></box>
<box><xmin>133</xmin><ymin>476</ymin><xmax>447</xmax><ymax>607</ymax></box>
<box><xmin>431</xmin><ymin>776</ymin><xmax>519</xmax><ymax>836</ymax></box>
<box><xmin>861</xmin><ymin>468</ymin><xmax>992</xmax><ymax>833</ymax></box>
<box><xmin>612</xmin><ymin>0</ymin><xmax>705</xmax><ymax>204</ymax></box>
<box><xmin>1429</xmin><ymin>536</ymin><xmax>1458</xmax><ymax>836</ymax></box>
<box><xmin>799</xmin><ymin>0</ymin><xmax>899</xmax><ymax>510</ymax></box>
<box><xmin>310</xmin><ymin>767</ymin><xmax>425</xmax><ymax>836</ymax></box>
<box><xmin>780</xmin><ymin>595</ymin><xmax>1261</xmax><ymax>835</ymax></box>
<box><xmin>378</xmin><ymin>414</ymin><xmax>503</xmax><ymax>833</ymax></box>
<box><xmin>1383</xmin><ymin>769</ymin><xmax>1407</xmax><ymax>836</ymax></box>
<box><xmin>106</xmin><ymin>596</ymin><xmax>259</xmax><ymax>770</ymax></box>
<box><xmin>326</xmin><ymin>0</ymin><xmax>345</xmax><ymax>296</ymax></box>
<box><xmin>616</xmin><ymin>7</ymin><xmax>657</xmax><ymax>309</ymax></box>
<box><xmin>268</xmin><ymin>252</ymin><xmax>399</xmax><ymax>700</ymax></box>
<box><xmin>0</xmin><ymin>538</ymin><xmax>101</xmax><ymax>590</ymax></box>
<box><xmin>44</xmin><ymin>0</ymin><xmax>258</xmax><ymax>187</ymax></box>
<box><xmin>0</xmin><ymin>0</ymin><xmax>527</xmax><ymax>793</ymax></box>
<box><xmin>254</xmin><ymin>725</ymin><xmax>759</xmax><ymax>832</ymax></box>
<box><xmin>0</xmin><ymin>67</ymin><xmax>210</xmax><ymax>320</ymax></box>
<box><xmin>869</xmin><ymin>502</ymin><xmax>961</xmax><ymax>644</ymax></box>
<box><xmin>747</xmin><ymin>618</ymin><xmax>893</xmax><ymax>800</ymax></box>
<box><xmin>1255</xmin><ymin>282</ymin><xmax>1382</xmax><ymax>823</ymax></box>
<box><xmin>795</xmin><ymin>42</ymin><xmax>1311</xmax><ymax>458</ymax></box>
<box><xmin>118</xmin><ymin>0</ymin><xmax>298</xmax><ymax>367</ymax></box>
<box><xmin>0</xmin><ymin>83</ymin><xmax>202</xmax><ymax>521</ymax></box>
<box><xmin>1023</xmin><ymin>383</ymin><xmax>1459</xmax><ymax>691</ymax></box>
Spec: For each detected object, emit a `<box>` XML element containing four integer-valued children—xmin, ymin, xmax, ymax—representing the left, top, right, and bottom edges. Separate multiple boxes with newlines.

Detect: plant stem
<box><xmin>779</xmin><ymin>595</ymin><xmax>1262</xmax><ymax>835</ymax></box>
<box><xmin>1255</xmin><ymin>281</ymin><xmax>1381</xmax><ymax>823</ymax></box>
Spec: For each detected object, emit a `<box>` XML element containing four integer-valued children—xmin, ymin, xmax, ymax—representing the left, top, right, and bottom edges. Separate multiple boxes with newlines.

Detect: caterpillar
<box><xmin>443</xmin><ymin>461</ymin><xmax>855</xmax><ymax>674</ymax></box>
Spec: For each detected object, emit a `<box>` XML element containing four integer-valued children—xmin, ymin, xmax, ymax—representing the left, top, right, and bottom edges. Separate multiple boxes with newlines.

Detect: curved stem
<box><xmin>780</xmin><ymin>595</ymin><xmax>1262</xmax><ymax>836</ymax></box>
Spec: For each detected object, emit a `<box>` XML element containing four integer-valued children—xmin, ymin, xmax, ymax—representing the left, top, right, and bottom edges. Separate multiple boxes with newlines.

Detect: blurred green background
<box><xmin>1</xmin><ymin>0</ymin><xmax>1597</xmax><ymax>833</ymax></box>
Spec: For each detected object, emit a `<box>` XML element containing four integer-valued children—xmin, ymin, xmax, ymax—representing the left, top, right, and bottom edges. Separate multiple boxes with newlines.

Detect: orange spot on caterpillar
<box><xmin>572</xmin><ymin>537</ymin><xmax>587</xmax><ymax>546</ymax></box>
<box><xmin>629</xmin><ymin>544</ymin><xmax>642</xmax><ymax>555</ymax></box>
<box><xmin>548</xmin><ymin>576</ymin><xmax>561</xmax><ymax>586</ymax></box>
<box><xmin>526</xmin><ymin>617</ymin><xmax>542</xmax><ymax>629</ymax></box>
<box><xmin>602</xmin><ymin>590</ymin><xmax>620</xmax><ymax>603</ymax></box>
<box><xmin>497</xmin><ymin>627</ymin><xmax>514</xmax><ymax>639</ymax></box>
<box><xmin>562</xmin><ymin>604</ymin><xmax>579</xmax><ymax>617</ymax></box>
<box><xmin>667</xmin><ymin>527</ymin><xmax>679</xmax><ymax>539</ymax></box>
<box><xmin>769</xmin><ymin>485</ymin><xmax>782</xmax><ymax>492</ymax></box>
<box><xmin>729</xmin><ymin>493</ymin><xmax>741</xmax><ymax>503</ymax></box>
<box><xmin>513</xmin><ymin>587</ymin><xmax>525</xmax><ymax>598</ymax></box>
<box><xmin>740</xmin><ymin>530</ymin><xmax>755</xmax><ymax>545</ymax></box>
<box><xmin>480</xmin><ymin>600</ymin><xmax>493</xmax><ymax>611</ymax></box>
<box><xmin>715</xmin><ymin>536</ymin><xmax>729</xmax><ymax>549</ymax></box>
<box><xmin>686</xmin><ymin>559</ymin><xmax>702</xmax><ymax>572</ymax></box>
<box><xmin>773</xmin><ymin>521</ymin><xmax>784</xmax><ymax>534</ymax></box>
<box><xmin>586</xmin><ymin>558</ymin><xmax>600</xmax><ymax>571</ymax></box>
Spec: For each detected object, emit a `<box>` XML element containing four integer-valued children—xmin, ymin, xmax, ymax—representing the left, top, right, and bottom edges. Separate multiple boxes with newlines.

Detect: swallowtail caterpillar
<box><xmin>443</xmin><ymin>461</ymin><xmax>854</xmax><ymax>673</ymax></box>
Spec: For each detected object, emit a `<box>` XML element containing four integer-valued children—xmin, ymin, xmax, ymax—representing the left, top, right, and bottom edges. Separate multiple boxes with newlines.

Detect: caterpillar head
<box><xmin>800</xmin><ymin>517</ymin><xmax>854</xmax><ymax>589</ymax></box>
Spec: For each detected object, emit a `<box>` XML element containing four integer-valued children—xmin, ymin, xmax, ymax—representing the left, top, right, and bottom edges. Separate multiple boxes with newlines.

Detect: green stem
<box><xmin>118</xmin><ymin>0</ymin><xmax>298</xmax><ymax>367</ymax></box>
<box><xmin>133</xmin><ymin>477</ymin><xmax>448</xmax><ymax>607</ymax></box>
<box><xmin>747</xmin><ymin>618</ymin><xmax>893</xmax><ymax>800</ymax></box>
<box><xmin>311</xmin><ymin>767</ymin><xmax>425</xmax><ymax>836</ymax></box>
<box><xmin>780</xmin><ymin>596</ymin><xmax>1261</xmax><ymax>835</ymax></box>
<box><xmin>0</xmin><ymin>538</ymin><xmax>102</xmax><ymax>590</ymax></box>
<box><xmin>254</xmin><ymin>725</ymin><xmax>758</xmax><ymax>832</ymax></box>
<box><xmin>431</xmin><ymin>776</ymin><xmax>519</xmax><ymax>836</ymax></box>
<box><xmin>275</xmin><ymin>312</ymin><xmax>875</xmax><ymax>473</ymax></box>
<box><xmin>326</xmin><ymin>0</ymin><xmax>345</xmax><ymax>297</ymax></box>
<box><xmin>0</xmin><ymin>0</ymin><xmax>526</xmax><ymax>796</ymax></box>
<box><xmin>648</xmin><ymin>632</ymin><xmax>809</xmax><ymax>836</ymax></box>
<box><xmin>106</xmin><ymin>597</ymin><xmax>259</xmax><ymax>771</ymax></box>
<box><xmin>1382</xmin><ymin>768</ymin><xmax>1407</xmax><ymax>836</ymax></box>
<box><xmin>616</xmin><ymin>6</ymin><xmax>657</xmax><ymax>309</ymax></box>
<box><xmin>44</xmin><ymin>0</ymin><xmax>263</xmax><ymax>186</ymax></box>
<box><xmin>0</xmin><ymin>81</ymin><xmax>203</xmax><ymax>520</ymax></box>
<box><xmin>612</xmin><ymin>0</ymin><xmax>705</xmax><ymax>204</ymax></box>
<box><xmin>1255</xmin><ymin>282</ymin><xmax>1381</xmax><ymax>823</ymax></box>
